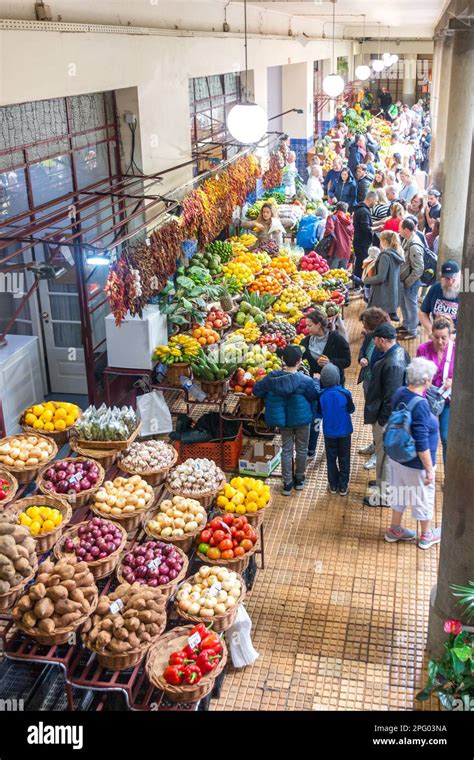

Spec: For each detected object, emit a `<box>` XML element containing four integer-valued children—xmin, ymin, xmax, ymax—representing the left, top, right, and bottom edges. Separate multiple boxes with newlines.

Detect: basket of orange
<box><xmin>262</xmin><ymin>266</ymin><xmax>291</xmax><ymax>287</ymax></box>
<box><xmin>268</xmin><ymin>254</ymin><xmax>297</xmax><ymax>275</ymax></box>
<box><xmin>20</xmin><ymin>401</ymin><xmax>81</xmax><ymax>446</ymax></box>
<box><xmin>248</xmin><ymin>274</ymin><xmax>282</xmax><ymax>296</ymax></box>
<box><xmin>191</xmin><ymin>325</ymin><xmax>220</xmax><ymax>347</ymax></box>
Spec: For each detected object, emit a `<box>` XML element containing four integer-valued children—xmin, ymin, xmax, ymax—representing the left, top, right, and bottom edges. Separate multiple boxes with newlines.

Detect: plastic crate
<box><xmin>172</xmin><ymin>425</ymin><xmax>243</xmax><ymax>471</ymax></box>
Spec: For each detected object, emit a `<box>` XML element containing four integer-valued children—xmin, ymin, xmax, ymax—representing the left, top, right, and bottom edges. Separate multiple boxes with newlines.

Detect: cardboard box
<box><xmin>105</xmin><ymin>306</ymin><xmax>168</xmax><ymax>370</ymax></box>
<box><xmin>238</xmin><ymin>441</ymin><xmax>281</xmax><ymax>478</ymax></box>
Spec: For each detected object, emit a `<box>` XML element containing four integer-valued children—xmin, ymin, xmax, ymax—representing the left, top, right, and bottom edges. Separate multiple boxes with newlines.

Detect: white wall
<box><xmin>267</xmin><ymin>66</ymin><xmax>282</xmax><ymax>132</ymax></box>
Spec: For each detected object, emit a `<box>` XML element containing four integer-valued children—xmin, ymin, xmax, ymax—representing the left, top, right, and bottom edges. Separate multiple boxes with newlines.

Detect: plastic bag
<box><xmin>226</xmin><ymin>605</ymin><xmax>259</xmax><ymax>668</ymax></box>
<box><xmin>136</xmin><ymin>391</ymin><xmax>172</xmax><ymax>436</ymax></box>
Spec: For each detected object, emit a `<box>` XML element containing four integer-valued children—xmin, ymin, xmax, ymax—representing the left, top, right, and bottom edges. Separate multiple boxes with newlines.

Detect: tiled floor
<box><xmin>211</xmin><ymin>296</ymin><xmax>441</xmax><ymax>711</ymax></box>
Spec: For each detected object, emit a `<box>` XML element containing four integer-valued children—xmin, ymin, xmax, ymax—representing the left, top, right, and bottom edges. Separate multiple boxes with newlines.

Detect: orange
<box><xmin>198</xmin><ymin>337</ymin><xmax>207</xmax><ymax>346</ymax></box>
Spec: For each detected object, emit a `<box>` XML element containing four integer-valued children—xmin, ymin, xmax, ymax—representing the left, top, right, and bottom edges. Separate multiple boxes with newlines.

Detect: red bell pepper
<box><xmin>190</xmin><ymin>623</ymin><xmax>208</xmax><ymax>642</ymax></box>
<box><xmin>182</xmin><ymin>643</ymin><xmax>199</xmax><ymax>659</ymax></box>
<box><xmin>200</xmin><ymin>632</ymin><xmax>222</xmax><ymax>653</ymax></box>
<box><xmin>195</xmin><ymin>650</ymin><xmax>220</xmax><ymax>674</ymax></box>
<box><xmin>183</xmin><ymin>664</ymin><xmax>202</xmax><ymax>685</ymax></box>
<box><xmin>163</xmin><ymin>665</ymin><xmax>184</xmax><ymax>685</ymax></box>
<box><xmin>169</xmin><ymin>650</ymin><xmax>192</xmax><ymax>667</ymax></box>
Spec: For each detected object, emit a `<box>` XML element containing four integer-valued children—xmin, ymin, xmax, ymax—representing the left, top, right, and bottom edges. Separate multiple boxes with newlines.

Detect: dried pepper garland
<box><xmin>263</xmin><ymin>154</ymin><xmax>283</xmax><ymax>190</ymax></box>
<box><xmin>105</xmin><ymin>258</ymin><xmax>135</xmax><ymax>325</ymax></box>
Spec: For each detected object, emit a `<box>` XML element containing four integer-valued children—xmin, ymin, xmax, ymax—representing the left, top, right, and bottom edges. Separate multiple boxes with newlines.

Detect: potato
<box><xmin>22</xmin><ymin>611</ymin><xmax>37</xmax><ymax>628</ymax></box>
<box><xmin>0</xmin><ymin>536</ymin><xmax>18</xmax><ymax>560</ymax></box>
<box><xmin>38</xmin><ymin>618</ymin><xmax>55</xmax><ymax>634</ymax></box>
<box><xmin>34</xmin><ymin>598</ymin><xmax>55</xmax><ymax>619</ymax></box>
<box><xmin>0</xmin><ymin>564</ymin><xmax>15</xmax><ymax>582</ymax></box>
<box><xmin>0</xmin><ymin>580</ymin><xmax>10</xmax><ymax>594</ymax></box>
<box><xmin>15</xmin><ymin>545</ymin><xmax>29</xmax><ymax>560</ymax></box>
<box><xmin>29</xmin><ymin>583</ymin><xmax>46</xmax><ymax>600</ymax></box>
<box><xmin>15</xmin><ymin>557</ymin><xmax>33</xmax><ymax>577</ymax></box>
<box><xmin>0</xmin><ymin>524</ymin><xmax>15</xmax><ymax>536</ymax></box>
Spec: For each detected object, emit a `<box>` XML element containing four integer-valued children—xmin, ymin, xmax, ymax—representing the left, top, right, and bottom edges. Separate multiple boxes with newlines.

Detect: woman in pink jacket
<box><xmin>324</xmin><ymin>202</ymin><xmax>355</xmax><ymax>270</ymax></box>
<box><xmin>416</xmin><ymin>315</ymin><xmax>455</xmax><ymax>465</ymax></box>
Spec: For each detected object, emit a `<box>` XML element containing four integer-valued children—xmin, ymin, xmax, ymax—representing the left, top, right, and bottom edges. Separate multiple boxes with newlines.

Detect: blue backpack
<box><xmin>296</xmin><ymin>215</ymin><xmax>318</xmax><ymax>249</ymax></box>
<box><xmin>383</xmin><ymin>396</ymin><xmax>423</xmax><ymax>463</ymax></box>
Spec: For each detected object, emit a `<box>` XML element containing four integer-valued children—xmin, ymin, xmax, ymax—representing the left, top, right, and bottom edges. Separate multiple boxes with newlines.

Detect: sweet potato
<box><xmin>33</xmin><ymin>598</ymin><xmax>55</xmax><ymax>619</ymax></box>
<box><xmin>45</xmin><ymin>585</ymin><xmax>68</xmax><ymax>602</ymax></box>
<box><xmin>123</xmin><ymin>617</ymin><xmax>140</xmax><ymax>632</ymax></box>
<box><xmin>139</xmin><ymin>631</ymin><xmax>151</xmax><ymax>642</ymax></box>
<box><xmin>12</xmin><ymin>606</ymin><xmax>23</xmax><ymax>621</ymax></box>
<box><xmin>127</xmin><ymin>633</ymin><xmax>141</xmax><ymax>649</ymax></box>
<box><xmin>113</xmin><ymin>627</ymin><xmax>129</xmax><ymax>641</ymax></box>
<box><xmin>130</xmin><ymin>597</ymin><xmax>147</xmax><ymax>611</ymax></box>
<box><xmin>75</xmin><ymin>571</ymin><xmax>94</xmax><ymax>587</ymax></box>
<box><xmin>46</xmin><ymin>574</ymin><xmax>61</xmax><ymax>588</ymax></box>
<box><xmin>11</xmin><ymin>572</ymin><xmax>24</xmax><ymax>586</ymax></box>
<box><xmin>0</xmin><ymin>580</ymin><xmax>10</xmax><ymax>594</ymax></box>
<box><xmin>54</xmin><ymin>599</ymin><xmax>82</xmax><ymax>615</ymax></box>
<box><xmin>0</xmin><ymin>565</ymin><xmax>15</xmax><ymax>582</ymax></box>
<box><xmin>29</xmin><ymin>583</ymin><xmax>46</xmax><ymax>601</ymax></box>
<box><xmin>56</xmin><ymin>564</ymin><xmax>75</xmax><ymax>581</ymax></box>
<box><xmin>20</xmin><ymin>537</ymin><xmax>36</xmax><ymax>554</ymax></box>
<box><xmin>69</xmin><ymin>588</ymin><xmax>85</xmax><ymax>605</ymax></box>
<box><xmin>123</xmin><ymin>609</ymin><xmax>138</xmax><ymax>620</ymax></box>
<box><xmin>35</xmin><ymin>573</ymin><xmax>50</xmax><ymax>585</ymax></box>
<box><xmin>15</xmin><ymin>557</ymin><xmax>33</xmax><ymax>577</ymax></box>
<box><xmin>148</xmin><ymin>600</ymin><xmax>165</xmax><ymax>613</ymax></box>
<box><xmin>74</xmin><ymin>561</ymin><xmax>89</xmax><ymax>574</ymax></box>
<box><xmin>111</xmin><ymin>614</ymin><xmax>124</xmax><ymax>628</ymax></box>
<box><xmin>16</xmin><ymin>594</ymin><xmax>32</xmax><ymax>612</ymax></box>
<box><xmin>12</xmin><ymin>526</ymin><xmax>29</xmax><ymax>543</ymax></box>
<box><xmin>62</xmin><ymin>580</ymin><xmax>77</xmax><ymax>593</ymax></box>
<box><xmin>145</xmin><ymin>623</ymin><xmax>162</xmax><ymax>637</ymax></box>
<box><xmin>16</xmin><ymin>545</ymin><xmax>29</xmax><ymax>559</ymax></box>
<box><xmin>0</xmin><ymin>536</ymin><xmax>18</xmax><ymax>561</ymax></box>
<box><xmin>82</xmin><ymin>618</ymin><xmax>92</xmax><ymax>633</ymax></box>
<box><xmin>137</xmin><ymin>610</ymin><xmax>153</xmax><ymax>622</ymax></box>
<box><xmin>101</xmin><ymin>618</ymin><xmax>113</xmax><ymax>631</ymax></box>
<box><xmin>0</xmin><ymin>523</ymin><xmax>15</xmax><ymax>535</ymax></box>
<box><xmin>22</xmin><ymin>611</ymin><xmax>37</xmax><ymax>628</ymax></box>
<box><xmin>96</xmin><ymin>630</ymin><xmax>112</xmax><ymax>649</ymax></box>
<box><xmin>39</xmin><ymin>559</ymin><xmax>55</xmax><ymax>574</ymax></box>
<box><xmin>97</xmin><ymin>599</ymin><xmax>111</xmax><ymax>616</ymax></box>
<box><xmin>38</xmin><ymin>618</ymin><xmax>55</xmax><ymax>634</ymax></box>
<box><xmin>108</xmin><ymin>639</ymin><xmax>131</xmax><ymax>653</ymax></box>
<box><xmin>55</xmin><ymin>611</ymin><xmax>82</xmax><ymax>627</ymax></box>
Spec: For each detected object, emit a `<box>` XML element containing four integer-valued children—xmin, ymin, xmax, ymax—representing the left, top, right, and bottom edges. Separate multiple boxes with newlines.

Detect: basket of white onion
<box><xmin>174</xmin><ymin>566</ymin><xmax>246</xmax><ymax>633</ymax></box>
<box><xmin>119</xmin><ymin>440</ymin><xmax>178</xmax><ymax>486</ymax></box>
<box><xmin>165</xmin><ymin>458</ymin><xmax>226</xmax><ymax>509</ymax></box>
<box><xmin>142</xmin><ymin>495</ymin><xmax>207</xmax><ymax>554</ymax></box>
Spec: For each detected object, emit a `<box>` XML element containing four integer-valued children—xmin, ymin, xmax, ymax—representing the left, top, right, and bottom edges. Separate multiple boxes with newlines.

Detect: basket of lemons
<box><xmin>215</xmin><ymin>476</ymin><xmax>272</xmax><ymax>528</ymax></box>
<box><xmin>7</xmin><ymin>495</ymin><xmax>72</xmax><ymax>553</ymax></box>
<box><xmin>20</xmin><ymin>401</ymin><xmax>82</xmax><ymax>445</ymax></box>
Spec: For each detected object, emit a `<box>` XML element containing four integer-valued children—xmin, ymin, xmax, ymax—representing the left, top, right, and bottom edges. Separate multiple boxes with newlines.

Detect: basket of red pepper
<box><xmin>146</xmin><ymin>624</ymin><xmax>227</xmax><ymax>703</ymax></box>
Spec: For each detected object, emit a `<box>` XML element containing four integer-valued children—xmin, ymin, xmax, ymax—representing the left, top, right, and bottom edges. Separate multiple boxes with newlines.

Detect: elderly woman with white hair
<box><xmin>384</xmin><ymin>356</ymin><xmax>441</xmax><ymax>550</ymax></box>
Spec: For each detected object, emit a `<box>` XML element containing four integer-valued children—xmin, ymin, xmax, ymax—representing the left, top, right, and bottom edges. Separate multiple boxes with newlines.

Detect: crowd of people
<box><xmin>251</xmin><ymin>91</ymin><xmax>459</xmax><ymax>551</ymax></box>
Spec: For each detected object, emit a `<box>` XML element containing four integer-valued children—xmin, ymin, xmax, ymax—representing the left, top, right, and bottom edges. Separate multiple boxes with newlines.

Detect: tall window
<box><xmin>189</xmin><ymin>73</ymin><xmax>242</xmax><ymax>168</ymax></box>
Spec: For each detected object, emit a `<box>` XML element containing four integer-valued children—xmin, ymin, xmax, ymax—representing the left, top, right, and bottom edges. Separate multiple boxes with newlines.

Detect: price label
<box><xmin>208</xmin><ymin>582</ymin><xmax>222</xmax><ymax>598</ymax></box>
<box><xmin>220</xmin><ymin>521</ymin><xmax>231</xmax><ymax>533</ymax></box>
<box><xmin>147</xmin><ymin>558</ymin><xmax>161</xmax><ymax>571</ymax></box>
<box><xmin>188</xmin><ymin>632</ymin><xmax>201</xmax><ymax>649</ymax></box>
<box><xmin>109</xmin><ymin>599</ymin><xmax>124</xmax><ymax>615</ymax></box>
<box><xmin>68</xmin><ymin>473</ymin><xmax>82</xmax><ymax>485</ymax></box>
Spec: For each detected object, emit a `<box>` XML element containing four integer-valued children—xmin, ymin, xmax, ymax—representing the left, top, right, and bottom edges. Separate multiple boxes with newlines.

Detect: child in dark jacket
<box><xmin>253</xmin><ymin>345</ymin><xmax>319</xmax><ymax>496</ymax></box>
<box><xmin>318</xmin><ymin>363</ymin><xmax>355</xmax><ymax>496</ymax></box>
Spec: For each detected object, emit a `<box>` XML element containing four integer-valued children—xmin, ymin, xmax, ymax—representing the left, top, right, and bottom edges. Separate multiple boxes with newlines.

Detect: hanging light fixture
<box><xmin>389</xmin><ymin>53</ymin><xmax>399</xmax><ymax>65</ymax></box>
<box><xmin>226</xmin><ymin>0</ymin><xmax>268</xmax><ymax>144</ymax></box>
<box><xmin>382</xmin><ymin>52</ymin><xmax>392</xmax><ymax>67</ymax></box>
<box><xmin>371</xmin><ymin>22</ymin><xmax>384</xmax><ymax>72</ymax></box>
<box><xmin>323</xmin><ymin>0</ymin><xmax>345</xmax><ymax>98</ymax></box>
<box><xmin>355</xmin><ymin>14</ymin><xmax>371</xmax><ymax>81</ymax></box>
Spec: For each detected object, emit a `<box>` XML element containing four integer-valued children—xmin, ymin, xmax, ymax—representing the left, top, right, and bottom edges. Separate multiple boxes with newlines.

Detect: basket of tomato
<box><xmin>145</xmin><ymin>624</ymin><xmax>227</xmax><ymax>703</ymax></box>
<box><xmin>196</xmin><ymin>514</ymin><xmax>258</xmax><ymax>574</ymax></box>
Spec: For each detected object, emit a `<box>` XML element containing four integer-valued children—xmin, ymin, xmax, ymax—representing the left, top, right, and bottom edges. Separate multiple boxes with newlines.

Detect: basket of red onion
<box><xmin>116</xmin><ymin>540</ymin><xmax>189</xmax><ymax>600</ymax></box>
<box><xmin>37</xmin><ymin>457</ymin><xmax>105</xmax><ymax>509</ymax></box>
<box><xmin>55</xmin><ymin>517</ymin><xmax>127</xmax><ymax>580</ymax></box>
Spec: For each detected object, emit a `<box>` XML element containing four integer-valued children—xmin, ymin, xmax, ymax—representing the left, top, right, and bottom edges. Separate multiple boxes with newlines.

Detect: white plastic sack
<box><xmin>136</xmin><ymin>390</ymin><xmax>172</xmax><ymax>436</ymax></box>
<box><xmin>226</xmin><ymin>604</ymin><xmax>259</xmax><ymax>668</ymax></box>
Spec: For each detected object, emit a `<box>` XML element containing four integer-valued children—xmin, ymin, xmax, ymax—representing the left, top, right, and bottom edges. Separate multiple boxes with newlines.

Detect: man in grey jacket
<box><xmin>398</xmin><ymin>218</ymin><xmax>425</xmax><ymax>339</ymax></box>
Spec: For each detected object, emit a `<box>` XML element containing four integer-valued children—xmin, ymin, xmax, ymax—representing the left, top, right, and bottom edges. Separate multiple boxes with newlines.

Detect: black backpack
<box><xmin>419</xmin><ymin>242</ymin><xmax>438</xmax><ymax>286</ymax></box>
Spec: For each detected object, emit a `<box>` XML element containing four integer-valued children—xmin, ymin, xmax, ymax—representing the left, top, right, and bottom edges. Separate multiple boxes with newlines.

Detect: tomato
<box><xmin>230</xmin><ymin>526</ymin><xmax>238</xmax><ymax>537</ymax></box>
<box><xmin>213</xmin><ymin>530</ymin><xmax>226</xmax><ymax>545</ymax></box>
<box><xmin>200</xmin><ymin>529</ymin><xmax>212</xmax><ymax>544</ymax></box>
<box><xmin>232</xmin><ymin>540</ymin><xmax>238</xmax><ymax>548</ymax></box>
<box><xmin>243</xmin><ymin>524</ymin><xmax>252</xmax><ymax>535</ymax></box>
<box><xmin>233</xmin><ymin>518</ymin><xmax>244</xmax><ymax>530</ymax></box>
<box><xmin>207</xmin><ymin>547</ymin><xmax>221</xmax><ymax>560</ymax></box>
<box><xmin>240</xmin><ymin>539</ymin><xmax>253</xmax><ymax>552</ymax></box>
<box><xmin>221</xmin><ymin>549</ymin><xmax>235</xmax><ymax>560</ymax></box>
<box><xmin>218</xmin><ymin>539</ymin><xmax>233</xmax><ymax>551</ymax></box>
<box><xmin>222</xmin><ymin>514</ymin><xmax>234</xmax><ymax>526</ymax></box>
<box><xmin>209</xmin><ymin>535</ymin><xmax>218</xmax><ymax>546</ymax></box>
<box><xmin>234</xmin><ymin>546</ymin><xmax>245</xmax><ymax>557</ymax></box>
<box><xmin>248</xmin><ymin>530</ymin><xmax>257</xmax><ymax>543</ymax></box>
<box><xmin>240</xmin><ymin>516</ymin><xmax>248</xmax><ymax>524</ymax></box>
<box><xmin>235</xmin><ymin>530</ymin><xmax>246</xmax><ymax>542</ymax></box>
<box><xmin>210</xmin><ymin>517</ymin><xmax>224</xmax><ymax>531</ymax></box>
<box><xmin>198</xmin><ymin>543</ymin><xmax>210</xmax><ymax>555</ymax></box>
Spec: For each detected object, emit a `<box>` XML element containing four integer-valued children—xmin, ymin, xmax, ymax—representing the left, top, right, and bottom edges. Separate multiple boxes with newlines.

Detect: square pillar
<box><xmin>282</xmin><ymin>61</ymin><xmax>314</xmax><ymax>176</ymax></box>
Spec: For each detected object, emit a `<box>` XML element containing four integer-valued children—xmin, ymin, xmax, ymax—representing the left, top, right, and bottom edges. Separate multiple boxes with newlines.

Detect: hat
<box><xmin>373</xmin><ymin>323</ymin><xmax>397</xmax><ymax>340</ymax></box>
<box><xmin>281</xmin><ymin>345</ymin><xmax>303</xmax><ymax>367</ymax></box>
<box><xmin>320</xmin><ymin>363</ymin><xmax>340</xmax><ymax>388</ymax></box>
<box><xmin>428</xmin><ymin>188</ymin><xmax>441</xmax><ymax>197</ymax></box>
<box><xmin>441</xmin><ymin>260</ymin><xmax>460</xmax><ymax>276</ymax></box>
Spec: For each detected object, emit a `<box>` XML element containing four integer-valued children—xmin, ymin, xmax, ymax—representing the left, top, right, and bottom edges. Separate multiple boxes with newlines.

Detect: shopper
<box><xmin>301</xmin><ymin>310</ymin><xmax>351</xmax><ymax>458</ymax></box>
<box><xmin>383</xmin><ymin>202</ymin><xmax>405</xmax><ymax>233</ymax></box>
<box><xmin>252</xmin><ymin>345</ymin><xmax>319</xmax><ymax>496</ymax></box>
<box><xmin>425</xmin><ymin>189</ymin><xmax>442</xmax><ymax>232</ymax></box>
<box><xmin>330</xmin><ymin>167</ymin><xmax>357</xmax><ymax>209</ymax></box>
<box><xmin>417</xmin><ymin>315</ymin><xmax>455</xmax><ymax>465</ymax></box>
<box><xmin>242</xmin><ymin>202</ymin><xmax>285</xmax><ymax>247</ymax></box>
<box><xmin>296</xmin><ymin>207</ymin><xmax>327</xmax><ymax>252</ymax></box>
<box><xmin>323</xmin><ymin>157</ymin><xmax>343</xmax><ymax>198</ymax></box>
<box><xmin>369</xmin><ymin>169</ymin><xmax>387</xmax><ymax>190</ymax></box>
<box><xmin>419</xmin><ymin>260</ymin><xmax>461</xmax><ymax>332</ymax></box>
<box><xmin>398</xmin><ymin>168</ymin><xmax>419</xmax><ymax>203</ymax></box>
<box><xmin>384</xmin><ymin>357</ymin><xmax>441</xmax><ymax>550</ymax></box>
<box><xmin>324</xmin><ymin>201</ymin><xmax>354</xmax><ymax>270</ymax></box>
<box><xmin>426</xmin><ymin>218</ymin><xmax>440</xmax><ymax>251</ymax></box>
<box><xmin>363</xmin><ymin>323</ymin><xmax>410</xmax><ymax>507</ymax></box>
<box><xmin>282</xmin><ymin>151</ymin><xmax>299</xmax><ymax>197</ymax></box>
<box><xmin>364</xmin><ymin>230</ymin><xmax>404</xmax><ymax>318</ymax></box>
<box><xmin>399</xmin><ymin>218</ymin><xmax>425</xmax><ymax>339</ymax></box>
<box><xmin>306</xmin><ymin>164</ymin><xmax>324</xmax><ymax>203</ymax></box>
<box><xmin>348</xmin><ymin>135</ymin><xmax>367</xmax><ymax>177</ymax></box>
<box><xmin>378</xmin><ymin>86</ymin><xmax>393</xmax><ymax>119</ymax></box>
<box><xmin>365</xmin><ymin>125</ymin><xmax>380</xmax><ymax>161</ymax></box>
<box><xmin>355</xmin><ymin>164</ymin><xmax>371</xmax><ymax>203</ymax></box>
<box><xmin>318</xmin><ymin>363</ymin><xmax>355</xmax><ymax>497</ymax></box>
<box><xmin>406</xmin><ymin>192</ymin><xmax>427</xmax><ymax>231</ymax></box>
<box><xmin>352</xmin><ymin>191</ymin><xmax>377</xmax><ymax>279</ymax></box>
<box><xmin>357</xmin><ymin>307</ymin><xmax>392</xmax><ymax>470</ymax></box>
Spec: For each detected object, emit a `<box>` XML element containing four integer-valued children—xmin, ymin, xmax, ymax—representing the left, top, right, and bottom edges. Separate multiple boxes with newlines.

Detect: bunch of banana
<box><xmin>153</xmin><ymin>334</ymin><xmax>201</xmax><ymax>365</ymax></box>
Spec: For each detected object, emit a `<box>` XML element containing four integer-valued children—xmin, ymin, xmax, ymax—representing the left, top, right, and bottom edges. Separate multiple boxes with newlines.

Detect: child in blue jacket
<box><xmin>318</xmin><ymin>363</ymin><xmax>355</xmax><ymax>496</ymax></box>
<box><xmin>253</xmin><ymin>345</ymin><xmax>320</xmax><ymax>496</ymax></box>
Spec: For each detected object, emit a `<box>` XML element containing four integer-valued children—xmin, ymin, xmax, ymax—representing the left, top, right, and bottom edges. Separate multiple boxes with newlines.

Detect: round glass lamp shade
<box><xmin>390</xmin><ymin>54</ymin><xmax>399</xmax><ymax>65</ymax></box>
<box><xmin>382</xmin><ymin>53</ymin><xmax>392</xmax><ymax>66</ymax></box>
<box><xmin>322</xmin><ymin>74</ymin><xmax>345</xmax><ymax>98</ymax></box>
<box><xmin>227</xmin><ymin>103</ymin><xmax>268</xmax><ymax>144</ymax></box>
<box><xmin>372</xmin><ymin>59</ymin><xmax>385</xmax><ymax>73</ymax></box>
<box><xmin>355</xmin><ymin>64</ymin><xmax>371</xmax><ymax>81</ymax></box>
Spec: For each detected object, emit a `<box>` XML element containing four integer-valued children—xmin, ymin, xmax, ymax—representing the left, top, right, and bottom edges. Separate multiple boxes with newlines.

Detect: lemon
<box><xmin>230</xmin><ymin>477</ymin><xmax>244</xmax><ymax>489</ymax></box>
<box><xmin>235</xmin><ymin>504</ymin><xmax>246</xmax><ymax>514</ymax></box>
<box><xmin>257</xmin><ymin>496</ymin><xmax>268</xmax><ymax>508</ymax></box>
<box><xmin>54</xmin><ymin>419</ymin><xmax>66</xmax><ymax>431</ymax></box>
<box><xmin>33</xmin><ymin>419</ymin><xmax>44</xmax><ymax>430</ymax></box>
<box><xmin>65</xmin><ymin>414</ymin><xmax>75</xmax><ymax>428</ymax></box>
<box><xmin>41</xmin><ymin>519</ymin><xmax>55</xmax><ymax>534</ymax></box>
<box><xmin>51</xmin><ymin>510</ymin><xmax>63</xmax><ymax>526</ymax></box>
<box><xmin>246</xmin><ymin>490</ymin><xmax>259</xmax><ymax>503</ymax></box>
<box><xmin>18</xmin><ymin>513</ymin><xmax>32</xmax><ymax>527</ymax></box>
<box><xmin>223</xmin><ymin>485</ymin><xmax>236</xmax><ymax>499</ymax></box>
<box><xmin>72</xmin><ymin>408</ymin><xmax>80</xmax><ymax>421</ymax></box>
<box><xmin>54</xmin><ymin>408</ymin><xmax>67</xmax><ymax>421</ymax></box>
<box><xmin>41</xmin><ymin>410</ymin><xmax>53</xmax><ymax>423</ymax></box>
<box><xmin>231</xmin><ymin>492</ymin><xmax>245</xmax><ymax>506</ymax></box>
<box><xmin>29</xmin><ymin>520</ymin><xmax>42</xmax><ymax>536</ymax></box>
<box><xmin>225</xmin><ymin>503</ymin><xmax>236</xmax><ymax>512</ymax></box>
<box><xmin>44</xmin><ymin>422</ymin><xmax>55</xmax><ymax>432</ymax></box>
<box><xmin>217</xmin><ymin>495</ymin><xmax>229</xmax><ymax>509</ymax></box>
<box><xmin>25</xmin><ymin>413</ymin><xmax>37</xmax><ymax>426</ymax></box>
<box><xmin>254</xmin><ymin>480</ymin><xmax>264</xmax><ymax>492</ymax></box>
<box><xmin>26</xmin><ymin>506</ymin><xmax>40</xmax><ymax>519</ymax></box>
<box><xmin>33</xmin><ymin>404</ymin><xmax>44</xmax><ymax>417</ymax></box>
<box><xmin>247</xmin><ymin>503</ymin><xmax>258</xmax><ymax>513</ymax></box>
<box><xmin>39</xmin><ymin>507</ymin><xmax>52</xmax><ymax>519</ymax></box>
<box><xmin>63</xmin><ymin>403</ymin><xmax>73</xmax><ymax>413</ymax></box>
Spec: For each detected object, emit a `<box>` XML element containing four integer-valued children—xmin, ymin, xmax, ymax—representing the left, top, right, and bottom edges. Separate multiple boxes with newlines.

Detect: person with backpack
<box><xmin>363</xmin><ymin>323</ymin><xmax>410</xmax><ymax>507</ymax></box>
<box><xmin>323</xmin><ymin>201</ymin><xmax>354</xmax><ymax>270</ymax></box>
<box><xmin>364</xmin><ymin>231</ymin><xmax>404</xmax><ymax>320</ymax></box>
<box><xmin>398</xmin><ymin>218</ymin><xmax>425</xmax><ymax>339</ymax></box>
<box><xmin>383</xmin><ymin>357</ymin><xmax>441</xmax><ymax>549</ymax></box>
<box><xmin>296</xmin><ymin>207</ymin><xmax>327</xmax><ymax>253</ymax></box>
<box><xmin>318</xmin><ymin>363</ymin><xmax>355</xmax><ymax>497</ymax></box>
<box><xmin>252</xmin><ymin>345</ymin><xmax>320</xmax><ymax>496</ymax></box>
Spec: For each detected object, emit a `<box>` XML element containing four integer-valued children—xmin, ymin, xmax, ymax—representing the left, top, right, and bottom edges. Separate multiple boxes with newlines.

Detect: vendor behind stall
<box><xmin>241</xmin><ymin>202</ymin><xmax>285</xmax><ymax>247</ymax></box>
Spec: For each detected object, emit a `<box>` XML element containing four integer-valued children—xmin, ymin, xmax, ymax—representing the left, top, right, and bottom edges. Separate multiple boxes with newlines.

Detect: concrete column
<box><xmin>436</xmin><ymin>29</ymin><xmax>474</xmax><ymax>267</ymax></box>
<box><xmin>282</xmin><ymin>61</ymin><xmax>314</xmax><ymax>176</ymax></box>
<box><xmin>430</xmin><ymin>36</ymin><xmax>454</xmax><ymax>189</ymax></box>
<box><xmin>427</xmin><ymin>147</ymin><xmax>474</xmax><ymax>656</ymax></box>
<box><xmin>402</xmin><ymin>56</ymin><xmax>417</xmax><ymax>106</ymax></box>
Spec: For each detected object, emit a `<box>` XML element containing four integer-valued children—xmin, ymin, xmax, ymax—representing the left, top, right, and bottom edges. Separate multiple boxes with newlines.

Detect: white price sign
<box><xmin>109</xmin><ymin>599</ymin><xmax>124</xmax><ymax>615</ymax></box>
<box><xmin>208</xmin><ymin>582</ymin><xmax>222</xmax><ymax>598</ymax></box>
<box><xmin>147</xmin><ymin>558</ymin><xmax>162</xmax><ymax>571</ymax></box>
<box><xmin>188</xmin><ymin>632</ymin><xmax>201</xmax><ymax>649</ymax></box>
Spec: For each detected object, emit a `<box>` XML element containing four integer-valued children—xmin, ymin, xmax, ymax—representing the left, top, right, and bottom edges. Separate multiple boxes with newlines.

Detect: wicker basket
<box><xmin>6</xmin><ymin>495</ymin><xmax>72</xmax><ymax>554</ymax></box>
<box><xmin>0</xmin><ymin>469</ymin><xmax>19</xmax><ymax>507</ymax></box>
<box><xmin>54</xmin><ymin>520</ymin><xmax>128</xmax><ymax>580</ymax></box>
<box><xmin>199</xmin><ymin>378</ymin><xmax>229</xmax><ymax>401</ymax></box>
<box><xmin>16</xmin><ymin>592</ymin><xmax>98</xmax><ymax>646</ymax></box>
<box><xmin>146</xmin><ymin>626</ymin><xmax>227</xmax><ymax>703</ymax></box>
<box><xmin>19</xmin><ymin>403</ymin><xmax>82</xmax><ymax>447</ymax></box>
<box><xmin>165</xmin><ymin>475</ymin><xmax>226</xmax><ymax>510</ymax></box>
<box><xmin>71</xmin><ymin>422</ymin><xmax>142</xmax><ymax>453</ymax></box>
<box><xmin>0</xmin><ymin>559</ymin><xmax>38</xmax><ymax>611</ymax></box>
<box><xmin>216</xmin><ymin>496</ymin><xmax>271</xmax><ymax>529</ymax></box>
<box><xmin>85</xmin><ymin>625</ymin><xmax>167</xmax><ymax>671</ymax></box>
<box><xmin>118</xmin><ymin>445</ymin><xmax>178</xmax><ymax>487</ymax></box>
<box><xmin>37</xmin><ymin>457</ymin><xmax>105</xmax><ymax>510</ymax></box>
<box><xmin>69</xmin><ymin>438</ymin><xmax>118</xmax><ymax>469</ymax></box>
<box><xmin>237</xmin><ymin>395</ymin><xmax>264</xmax><ymax>417</ymax></box>
<box><xmin>196</xmin><ymin>537</ymin><xmax>258</xmax><ymax>574</ymax></box>
<box><xmin>165</xmin><ymin>363</ymin><xmax>191</xmax><ymax>388</ymax></box>
<box><xmin>175</xmin><ymin>571</ymin><xmax>246</xmax><ymax>633</ymax></box>
<box><xmin>0</xmin><ymin>434</ymin><xmax>58</xmax><ymax>484</ymax></box>
<box><xmin>142</xmin><ymin>507</ymin><xmax>203</xmax><ymax>554</ymax></box>
<box><xmin>116</xmin><ymin>543</ymin><xmax>189</xmax><ymax>600</ymax></box>
<box><xmin>90</xmin><ymin>488</ymin><xmax>157</xmax><ymax>534</ymax></box>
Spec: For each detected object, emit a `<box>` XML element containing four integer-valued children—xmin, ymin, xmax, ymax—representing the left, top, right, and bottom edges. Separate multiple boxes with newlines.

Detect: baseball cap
<box><xmin>281</xmin><ymin>345</ymin><xmax>303</xmax><ymax>367</ymax></box>
<box><xmin>441</xmin><ymin>260</ymin><xmax>460</xmax><ymax>276</ymax></box>
<box><xmin>373</xmin><ymin>323</ymin><xmax>397</xmax><ymax>340</ymax></box>
<box><xmin>320</xmin><ymin>363</ymin><xmax>340</xmax><ymax>388</ymax></box>
<box><xmin>428</xmin><ymin>188</ymin><xmax>441</xmax><ymax>197</ymax></box>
